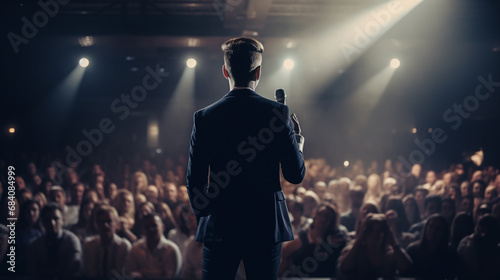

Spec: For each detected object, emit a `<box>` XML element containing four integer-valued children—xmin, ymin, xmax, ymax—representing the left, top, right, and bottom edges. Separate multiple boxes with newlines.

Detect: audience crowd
<box><xmin>0</xmin><ymin>153</ymin><xmax>500</xmax><ymax>279</ymax></box>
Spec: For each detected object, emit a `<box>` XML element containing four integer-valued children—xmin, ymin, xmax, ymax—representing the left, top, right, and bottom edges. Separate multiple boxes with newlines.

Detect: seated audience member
<box><xmin>459</xmin><ymin>195</ymin><xmax>474</xmax><ymax>214</ymax></box>
<box><xmin>302</xmin><ymin>190</ymin><xmax>320</xmax><ymax>218</ymax></box>
<box><xmin>105</xmin><ymin>182</ymin><xmax>118</xmax><ymax>202</ymax></box>
<box><xmin>406</xmin><ymin>214</ymin><xmax>458</xmax><ymax>279</ymax></box>
<box><xmin>403</xmin><ymin>194</ymin><xmax>421</xmax><ymax>228</ymax></box>
<box><xmin>27</xmin><ymin>203</ymin><xmax>83</xmax><ymax>277</ymax></box>
<box><xmin>83</xmin><ymin>205</ymin><xmax>131</xmax><ymax>278</ymax></box>
<box><xmin>178</xmin><ymin>185</ymin><xmax>190</xmax><ymax>204</ymax></box>
<box><xmin>168</xmin><ymin>204</ymin><xmax>197</xmax><ymax>257</ymax></box>
<box><xmin>17</xmin><ymin>188</ymin><xmax>33</xmax><ymax>207</ymax></box>
<box><xmin>33</xmin><ymin>191</ymin><xmax>47</xmax><ymax>209</ymax></box>
<box><xmin>460</xmin><ymin>181</ymin><xmax>471</xmax><ymax>198</ymax></box>
<box><xmin>382</xmin><ymin>177</ymin><xmax>397</xmax><ymax>195</ymax></box>
<box><xmin>48</xmin><ymin>186</ymin><xmax>79</xmax><ymax>227</ymax></box>
<box><xmin>287</xmin><ymin>197</ymin><xmax>310</xmax><ymax>234</ymax></box>
<box><xmin>131</xmin><ymin>171</ymin><xmax>148</xmax><ymax>196</ymax></box>
<box><xmin>280</xmin><ymin>204</ymin><xmax>347</xmax><ymax>277</ymax></box>
<box><xmin>450</xmin><ymin>212</ymin><xmax>475</xmax><ymax>250</ymax></box>
<box><xmin>430</xmin><ymin>180</ymin><xmax>447</xmax><ymax>197</ymax></box>
<box><xmin>364</xmin><ymin>174</ymin><xmax>383</xmax><ymax>204</ymax></box>
<box><xmin>409</xmin><ymin>195</ymin><xmax>442</xmax><ymax>240</ymax></box>
<box><xmin>164</xmin><ymin>182</ymin><xmax>179</xmax><ymax>209</ymax></box>
<box><xmin>401</xmin><ymin>164</ymin><xmax>420</xmax><ymax>196</ymax></box>
<box><xmin>447</xmin><ymin>183</ymin><xmax>461</xmax><ymax>212</ymax></box>
<box><xmin>338</xmin><ymin>213</ymin><xmax>412</xmax><ymax>279</ymax></box>
<box><xmin>128</xmin><ymin>213</ymin><xmax>182</xmax><ymax>278</ymax></box>
<box><xmin>414</xmin><ymin>187</ymin><xmax>429</xmax><ymax>219</ymax></box>
<box><xmin>158</xmin><ymin>202</ymin><xmax>178</xmax><ymax>237</ymax></box>
<box><xmin>457</xmin><ymin>214</ymin><xmax>500</xmax><ymax>279</ymax></box>
<box><xmin>294</xmin><ymin>185</ymin><xmax>307</xmax><ymax>200</ymax></box>
<box><xmin>83</xmin><ymin>188</ymin><xmax>100</xmax><ymax>204</ymax></box>
<box><xmin>70</xmin><ymin>198</ymin><xmax>96</xmax><ymax>243</ymax></box>
<box><xmin>441</xmin><ymin>198</ymin><xmax>457</xmax><ymax>228</ymax></box>
<box><xmin>352</xmin><ymin>202</ymin><xmax>379</xmax><ymax>237</ymax></box>
<box><xmin>69</xmin><ymin>182</ymin><xmax>86</xmax><ymax>206</ymax></box>
<box><xmin>113</xmin><ymin>190</ymin><xmax>135</xmax><ymax>223</ymax></box>
<box><xmin>132</xmin><ymin>201</ymin><xmax>155</xmax><ymax>238</ymax></box>
<box><xmin>471</xmin><ymin>180</ymin><xmax>487</xmax><ymax>213</ymax></box>
<box><xmin>337</xmin><ymin>177</ymin><xmax>352</xmax><ymax>213</ymax></box>
<box><xmin>386</xmin><ymin>210</ymin><xmax>415</xmax><ymax>249</ymax></box>
<box><xmin>17</xmin><ymin>199</ymin><xmax>43</xmax><ymax>274</ymax></box>
<box><xmin>423</xmin><ymin>171</ymin><xmax>438</xmax><ymax>191</ymax></box>
<box><xmin>341</xmin><ymin>186</ymin><xmax>365</xmax><ymax>232</ymax></box>
<box><xmin>313</xmin><ymin>181</ymin><xmax>328</xmax><ymax>202</ymax></box>
<box><xmin>145</xmin><ymin>185</ymin><xmax>160</xmax><ymax>205</ymax></box>
<box><xmin>484</xmin><ymin>184</ymin><xmax>497</xmax><ymax>202</ymax></box>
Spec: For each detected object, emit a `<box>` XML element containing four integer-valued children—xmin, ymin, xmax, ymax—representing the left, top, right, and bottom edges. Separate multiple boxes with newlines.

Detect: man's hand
<box><xmin>291</xmin><ymin>113</ymin><xmax>301</xmax><ymax>135</ymax></box>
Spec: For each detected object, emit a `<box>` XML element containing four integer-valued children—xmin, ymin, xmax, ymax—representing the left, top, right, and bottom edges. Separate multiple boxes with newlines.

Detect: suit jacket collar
<box><xmin>224</xmin><ymin>88</ymin><xmax>259</xmax><ymax>98</ymax></box>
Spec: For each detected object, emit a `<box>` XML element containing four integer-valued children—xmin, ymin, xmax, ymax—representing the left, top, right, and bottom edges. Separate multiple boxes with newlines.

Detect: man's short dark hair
<box><xmin>221</xmin><ymin>37</ymin><xmax>264</xmax><ymax>85</ymax></box>
<box><xmin>41</xmin><ymin>203</ymin><xmax>62</xmax><ymax>218</ymax></box>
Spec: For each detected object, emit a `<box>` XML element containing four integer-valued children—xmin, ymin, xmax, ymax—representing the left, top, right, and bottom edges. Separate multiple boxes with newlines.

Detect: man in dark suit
<box><xmin>186</xmin><ymin>37</ymin><xmax>305</xmax><ymax>280</ymax></box>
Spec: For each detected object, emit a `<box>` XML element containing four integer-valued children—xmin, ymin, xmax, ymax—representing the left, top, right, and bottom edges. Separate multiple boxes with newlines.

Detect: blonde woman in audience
<box><xmin>337</xmin><ymin>177</ymin><xmax>352</xmax><ymax>213</ymax></box>
<box><xmin>365</xmin><ymin>174</ymin><xmax>383</xmax><ymax>204</ymax></box>
<box><xmin>33</xmin><ymin>192</ymin><xmax>47</xmax><ymax>209</ymax></box>
<box><xmin>130</xmin><ymin>171</ymin><xmax>148</xmax><ymax>195</ymax></box>
<box><xmin>112</xmin><ymin>190</ymin><xmax>135</xmax><ymax>227</ymax></box>
<box><xmin>430</xmin><ymin>179</ymin><xmax>447</xmax><ymax>196</ymax></box>
<box><xmin>112</xmin><ymin>189</ymin><xmax>137</xmax><ymax>243</ymax></box>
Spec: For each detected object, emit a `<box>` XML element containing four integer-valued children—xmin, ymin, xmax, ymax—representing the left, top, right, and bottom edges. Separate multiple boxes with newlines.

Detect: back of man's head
<box><xmin>221</xmin><ymin>37</ymin><xmax>264</xmax><ymax>85</ymax></box>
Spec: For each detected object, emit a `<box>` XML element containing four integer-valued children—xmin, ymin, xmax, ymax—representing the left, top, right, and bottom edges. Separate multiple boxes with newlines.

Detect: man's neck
<box><xmin>229</xmin><ymin>80</ymin><xmax>256</xmax><ymax>91</ymax></box>
<box><xmin>147</xmin><ymin>236</ymin><xmax>161</xmax><ymax>252</ymax></box>
<box><xmin>101</xmin><ymin>233</ymin><xmax>114</xmax><ymax>246</ymax></box>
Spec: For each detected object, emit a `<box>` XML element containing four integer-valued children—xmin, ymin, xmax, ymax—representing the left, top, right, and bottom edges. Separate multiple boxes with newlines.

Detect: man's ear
<box><xmin>222</xmin><ymin>65</ymin><xmax>229</xmax><ymax>79</ymax></box>
<box><xmin>254</xmin><ymin>65</ymin><xmax>261</xmax><ymax>81</ymax></box>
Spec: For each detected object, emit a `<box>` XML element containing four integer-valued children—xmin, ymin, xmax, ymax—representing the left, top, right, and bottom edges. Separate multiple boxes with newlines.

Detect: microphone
<box><xmin>275</xmin><ymin>89</ymin><xmax>286</xmax><ymax>105</ymax></box>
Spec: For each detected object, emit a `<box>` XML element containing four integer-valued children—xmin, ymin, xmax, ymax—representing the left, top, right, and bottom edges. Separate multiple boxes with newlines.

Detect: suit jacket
<box><xmin>187</xmin><ymin>88</ymin><xmax>305</xmax><ymax>243</ymax></box>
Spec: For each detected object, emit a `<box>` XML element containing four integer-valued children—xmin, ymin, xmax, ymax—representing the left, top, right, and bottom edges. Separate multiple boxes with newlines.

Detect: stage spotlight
<box><xmin>412</xmin><ymin>127</ymin><xmax>417</xmax><ymax>134</ymax></box>
<box><xmin>344</xmin><ymin>161</ymin><xmax>350</xmax><ymax>167</ymax></box>
<box><xmin>79</xmin><ymin>58</ymin><xmax>89</xmax><ymax>68</ymax></box>
<box><xmin>9</xmin><ymin>127</ymin><xmax>15</xmax><ymax>134</ymax></box>
<box><xmin>186</xmin><ymin>58</ymin><xmax>197</xmax><ymax>68</ymax></box>
<box><xmin>390</xmin><ymin>58</ymin><xmax>400</xmax><ymax>69</ymax></box>
<box><xmin>283</xmin><ymin>58</ymin><xmax>295</xmax><ymax>70</ymax></box>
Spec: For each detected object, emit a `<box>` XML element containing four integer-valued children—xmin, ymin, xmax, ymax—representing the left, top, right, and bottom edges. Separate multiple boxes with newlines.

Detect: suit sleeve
<box><xmin>186</xmin><ymin>110</ymin><xmax>210</xmax><ymax>221</ymax></box>
<box><xmin>277</xmin><ymin>105</ymin><xmax>306</xmax><ymax>184</ymax></box>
